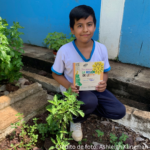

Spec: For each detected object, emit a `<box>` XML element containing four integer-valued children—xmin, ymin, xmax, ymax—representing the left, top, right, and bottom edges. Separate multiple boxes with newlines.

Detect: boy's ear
<box><xmin>70</xmin><ymin>27</ymin><xmax>75</xmax><ymax>35</ymax></box>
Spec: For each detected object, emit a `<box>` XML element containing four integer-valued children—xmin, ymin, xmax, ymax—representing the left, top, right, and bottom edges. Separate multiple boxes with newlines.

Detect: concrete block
<box><xmin>112</xmin><ymin>105</ymin><xmax>150</xmax><ymax>139</ymax></box>
<box><xmin>0</xmin><ymin>83</ymin><xmax>42</xmax><ymax>110</ymax></box>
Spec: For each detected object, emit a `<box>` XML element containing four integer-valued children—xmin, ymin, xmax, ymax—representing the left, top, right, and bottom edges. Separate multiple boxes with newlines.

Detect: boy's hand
<box><xmin>70</xmin><ymin>84</ymin><xmax>79</xmax><ymax>94</ymax></box>
<box><xmin>96</xmin><ymin>81</ymin><xmax>107</xmax><ymax>92</ymax></box>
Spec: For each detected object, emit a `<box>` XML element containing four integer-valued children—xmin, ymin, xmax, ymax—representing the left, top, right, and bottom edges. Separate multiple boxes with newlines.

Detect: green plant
<box><xmin>37</xmin><ymin>123</ymin><xmax>50</xmax><ymax>140</ymax></box>
<box><xmin>44</xmin><ymin>32</ymin><xmax>75</xmax><ymax>51</ymax></box>
<box><xmin>11</xmin><ymin>113</ymin><xmax>39</xmax><ymax>150</ymax></box>
<box><xmin>78</xmin><ymin>138</ymin><xmax>87</xmax><ymax>145</ymax></box>
<box><xmin>115</xmin><ymin>56</ymin><xmax>119</xmax><ymax>62</ymax></box>
<box><xmin>46</xmin><ymin>87</ymin><xmax>85</xmax><ymax>150</ymax></box>
<box><xmin>78</xmin><ymin>141</ymin><xmax>82</xmax><ymax>145</ymax></box>
<box><xmin>0</xmin><ymin>17</ymin><xmax>24</xmax><ymax>83</ymax></box>
<box><xmin>95</xmin><ymin>129</ymin><xmax>104</xmax><ymax>141</ymax></box>
<box><xmin>109</xmin><ymin>133</ymin><xmax>129</xmax><ymax>150</ymax></box>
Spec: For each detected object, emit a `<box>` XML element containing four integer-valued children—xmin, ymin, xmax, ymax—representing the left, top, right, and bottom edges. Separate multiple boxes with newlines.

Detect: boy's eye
<box><xmin>78</xmin><ymin>25</ymin><xmax>82</xmax><ymax>28</ymax></box>
<box><xmin>88</xmin><ymin>24</ymin><xmax>92</xmax><ymax>26</ymax></box>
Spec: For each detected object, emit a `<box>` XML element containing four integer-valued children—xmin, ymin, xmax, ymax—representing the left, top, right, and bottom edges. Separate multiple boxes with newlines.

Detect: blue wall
<box><xmin>0</xmin><ymin>0</ymin><xmax>101</xmax><ymax>47</ymax></box>
<box><xmin>119</xmin><ymin>0</ymin><xmax>150</xmax><ymax>68</ymax></box>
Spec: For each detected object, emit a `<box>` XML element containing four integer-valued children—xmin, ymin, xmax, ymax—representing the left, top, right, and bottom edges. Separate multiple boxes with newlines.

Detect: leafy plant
<box><xmin>37</xmin><ymin>123</ymin><xmax>51</xmax><ymax>140</ymax></box>
<box><xmin>46</xmin><ymin>87</ymin><xmax>85</xmax><ymax>150</ymax></box>
<box><xmin>95</xmin><ymin>129</ymin><xmax>104</xmax><ymax>141</ymax></box>
<box><xmin>0</xmin><ymin>17</ymin><xmax>24</xmax><ymax>83</ymax></box>
<box><xmin>44</xmin><ymin>32</ymin><xmax>75</xmax><ymax>51</ymax></box>
<box><xmin>109</xmin><ymin>133</ymin><xmax>129</xmax><ymax>150</ymax></box>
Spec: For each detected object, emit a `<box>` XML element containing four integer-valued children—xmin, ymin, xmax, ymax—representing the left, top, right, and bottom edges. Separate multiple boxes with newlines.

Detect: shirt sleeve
<box><xmin>102</xmin><ymin>44</ymin><xmax>111</xmax><ymax>72</ymax></box>
<box><xmin>51</xmin><ymin>48</ymin><xmax>65</xmax><ymax>75</ymax></box>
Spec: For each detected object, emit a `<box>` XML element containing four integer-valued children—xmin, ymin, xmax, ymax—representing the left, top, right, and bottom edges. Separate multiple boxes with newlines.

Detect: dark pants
<box><xmin>73</xmin><ymin>90</ymin><xmax>126</xmax><ymax>123</ymax></box>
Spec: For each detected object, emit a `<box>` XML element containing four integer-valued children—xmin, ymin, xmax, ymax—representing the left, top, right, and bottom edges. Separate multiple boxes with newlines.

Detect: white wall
<box><xmin>99</xmin><ymin>0</ymin><xmax>125</xmax><ymax>59</ymax></box>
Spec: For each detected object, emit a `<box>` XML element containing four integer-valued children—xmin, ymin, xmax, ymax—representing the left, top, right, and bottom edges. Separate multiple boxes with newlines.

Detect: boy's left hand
<box><xmin>96</xmin><ymin>81</ymin><xmax>107</xmax><ymax>92</ymax></box>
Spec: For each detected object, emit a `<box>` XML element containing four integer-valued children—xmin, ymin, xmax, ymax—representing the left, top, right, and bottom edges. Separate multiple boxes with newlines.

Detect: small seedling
<box><xmin>78</xmin><ymin>141</ymin><xmax>82</xmax><ymax>145</ymax></box>
<box><xmin>82</xmin><ymin>138</ymin><xmax>87</xmax><ymax>142</ymax></box>
<box><xmin>115</xmin><ymin>56</ymin><xmax>119</xmax><ymax>62</ymax></box>
<box><xmin>95</xmin><ymin>129</ymin><xmax>104</xmax><ymax>141</ymax></box>
<box><xmin>109</xmin><ymin>133</ymin><xmax>129</xmax><ymax>150</ymax></box>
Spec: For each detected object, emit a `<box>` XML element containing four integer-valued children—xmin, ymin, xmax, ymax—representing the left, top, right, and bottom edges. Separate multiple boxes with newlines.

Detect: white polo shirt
<box><xmin>51</xmin><ymin>40</ymin><xmax>111</xmax><ymax>93</ymax></box>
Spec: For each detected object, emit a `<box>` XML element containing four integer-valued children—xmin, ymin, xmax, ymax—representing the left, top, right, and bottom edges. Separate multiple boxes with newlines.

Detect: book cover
<box><xmin>73</xmin><ymin>61</ymin><xmax>104</xmax><ymax>91</ymax></box>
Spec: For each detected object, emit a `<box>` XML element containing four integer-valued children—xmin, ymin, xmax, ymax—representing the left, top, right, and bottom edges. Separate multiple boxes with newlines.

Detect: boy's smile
<box><xmin>70</xmin><ymin>15</ymin><xmax>96</xmax><ymax>44</ymax></box>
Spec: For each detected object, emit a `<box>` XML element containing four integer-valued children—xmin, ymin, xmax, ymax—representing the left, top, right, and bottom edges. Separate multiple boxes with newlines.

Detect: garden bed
<box><xmin>1</xmin><ymin>68</ymin><xmax>150</xmax><ymax>150</ymax></box>
<box><xmin>0</xmin><ymin>109</ymin><xmax>150</xmax><ymax>150</ymax></box>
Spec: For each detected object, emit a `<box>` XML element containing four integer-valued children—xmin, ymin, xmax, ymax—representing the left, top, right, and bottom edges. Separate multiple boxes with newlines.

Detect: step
<box><xmin>21</xmin><ymin>70</ymin><xmax>60</xmax><ymax>92</ymax></box>
<box><xmin>22</xmin><ymin>44</ymin><xmax>54</xmax><ymax>73</ymax></box>
<box><xmin>108</xmin><ymin>61</ymin><xmax>150</xmax><ymax>104</ymax></box>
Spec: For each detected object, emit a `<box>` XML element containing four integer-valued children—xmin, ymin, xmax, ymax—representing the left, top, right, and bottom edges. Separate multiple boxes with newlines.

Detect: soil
<box><xmin>0</xmin><ymin>110</ymin><xmax>150</xmax><ymax>150</ymax></box>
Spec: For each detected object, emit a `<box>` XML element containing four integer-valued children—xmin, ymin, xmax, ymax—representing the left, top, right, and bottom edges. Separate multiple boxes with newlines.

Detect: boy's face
<box><xmin>70</xmin><ymin>15</ymin><xmax>96</xmax><ymax>43</ymax></box>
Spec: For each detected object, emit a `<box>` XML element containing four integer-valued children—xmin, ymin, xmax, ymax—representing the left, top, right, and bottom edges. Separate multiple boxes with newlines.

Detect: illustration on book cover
<box><xmin>73</xmin><ymin>61</ymin><xmax>104</xmax><ymax>91</ymax></box>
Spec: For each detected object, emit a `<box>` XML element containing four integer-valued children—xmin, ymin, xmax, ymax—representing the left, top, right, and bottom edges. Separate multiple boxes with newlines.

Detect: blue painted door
<box><xmin>119</xmin><ymin>0</ymin><xmax>150</xmax><ymax>68</ymax></box>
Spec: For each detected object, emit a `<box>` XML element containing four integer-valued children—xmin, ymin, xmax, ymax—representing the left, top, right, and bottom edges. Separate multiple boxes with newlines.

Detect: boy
<box><xmin>51</xmin><ymin>5</ymin><xmax>126</xmax><ymax>142</ymax></box>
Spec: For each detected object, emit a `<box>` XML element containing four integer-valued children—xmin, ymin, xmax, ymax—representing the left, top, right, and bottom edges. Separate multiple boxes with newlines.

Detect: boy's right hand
<box><xmin>70</xmin><ymin>84</ymin><xmax>79</xmax><ymax>94</ymax></box>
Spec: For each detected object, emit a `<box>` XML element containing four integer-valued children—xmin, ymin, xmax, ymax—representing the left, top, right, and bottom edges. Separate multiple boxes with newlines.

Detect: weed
<box><xmin>109</xmin><ymin>133</ymin><xmax>129</xmax><ymax>150</ymax></box>
<box><xmin>95</xmin><ymin>129</ymin><xmax>104</xmax><ymax>141</ymax></box>
<box><xmin>114</xmin><ymin>56</ymin><xmax>120</xmax><ymax>62</ymax></box>
<box><xmin>11</xmin><ymin>114</ymin><xmax>39</xmax><ymax>149</ymax></box>
<box><xmin>78</xmin><ymin>141</ymin><xmax>82</xmax><ymax>145</ymax></box>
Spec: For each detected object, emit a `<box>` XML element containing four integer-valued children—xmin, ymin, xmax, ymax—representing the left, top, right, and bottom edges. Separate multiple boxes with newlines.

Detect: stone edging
<box><xmin>0</xmin><ymin>82</ymin><xmax>42</xmax><ymax>110</ymax></box>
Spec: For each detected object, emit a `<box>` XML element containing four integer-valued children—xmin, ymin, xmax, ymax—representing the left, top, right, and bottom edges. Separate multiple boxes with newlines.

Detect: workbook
<box><xmin>73</xmin><ymin>61</ymin><xmax>104</xmax><ymax>91</ymax></box>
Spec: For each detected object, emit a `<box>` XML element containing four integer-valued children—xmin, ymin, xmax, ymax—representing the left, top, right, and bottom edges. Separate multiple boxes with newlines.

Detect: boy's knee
<box><xmin>79</xmin><ymin>91</ymin><xmax>98</xmax><ymax>113</ymax></box>
<box><xmin>116</xmin><ymin>105</ymin><xmax>126</xmax><ymax>119</ymax></box>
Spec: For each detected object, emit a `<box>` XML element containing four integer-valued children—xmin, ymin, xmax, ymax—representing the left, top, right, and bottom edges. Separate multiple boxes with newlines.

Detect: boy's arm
<box><xmin>52</xmin><ymin>72</ymin><xmax>71</xmax><ymax>89</ymax></box>
<box><xmin>103</xmin><ymin>72</ymin><xmax>108</xmax><ymax>83</ymax></box>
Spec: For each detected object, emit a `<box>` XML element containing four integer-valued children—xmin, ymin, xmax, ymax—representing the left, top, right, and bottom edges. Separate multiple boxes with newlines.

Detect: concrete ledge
<box><xmin>0</xmin><ymin>82</ymin><xmax>42</xmax><ymax>110</ymax></box>
<box><xmin>21</xmin><ymin>70</ymin><xmax>60</xmax><ymax>92</ymax></box>
<box><xmin>0</xmin><ymin>90</ymin><xmax>48</xmax><ymax>141</ymax></box>
<box><xmin>108</xmin><ymin>61</ymin><xmax>150</xmax><ymax>104</ymax></box>
<box><xmin>112</xmin><ymin>105</ymin><xmax>150</xmax><ymax>139</ymax></box>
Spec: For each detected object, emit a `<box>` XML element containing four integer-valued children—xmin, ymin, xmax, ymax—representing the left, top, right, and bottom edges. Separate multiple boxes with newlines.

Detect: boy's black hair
<box><xmin>69</xmin><ymin>5</ymin><xmax>96</xmax><ymax>28</ymax></box>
